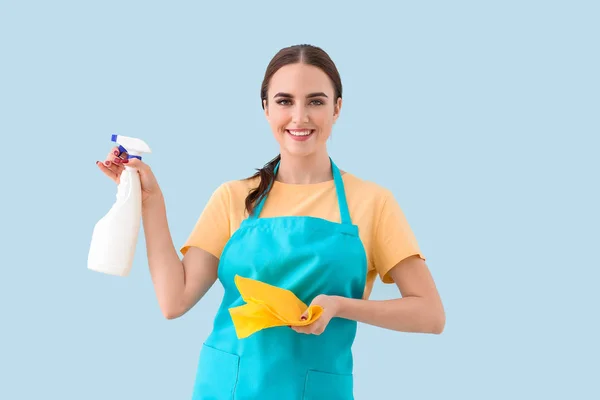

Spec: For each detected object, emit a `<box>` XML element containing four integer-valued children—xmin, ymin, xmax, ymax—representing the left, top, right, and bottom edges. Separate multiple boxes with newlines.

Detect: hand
<box><xmin>96</xmin><ymin>146</ymin><xmax>161</xmax><ymax>204</ymax></box>
<box><xmin>291</xmin><ymin>294</ymin><xmax>341</xmax><ymax>335</ymax></box>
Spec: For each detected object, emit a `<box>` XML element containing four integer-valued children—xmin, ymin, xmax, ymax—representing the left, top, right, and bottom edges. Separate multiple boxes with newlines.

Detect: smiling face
<box><xmin>263</xmin><ymin>63</ymin><xmax>342</xmax><ymax>158</ymax></box>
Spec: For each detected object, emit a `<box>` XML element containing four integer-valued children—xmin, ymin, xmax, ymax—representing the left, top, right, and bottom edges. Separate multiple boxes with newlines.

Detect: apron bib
<box><xmin>192</xmin><ymin>159</ymin><xmax>367</xmax><ymax>400</ymax></box>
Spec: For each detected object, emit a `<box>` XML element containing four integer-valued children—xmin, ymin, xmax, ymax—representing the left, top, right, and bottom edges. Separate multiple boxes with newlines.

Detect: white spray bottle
<box><xmin>88</xmin><ymin>134</ymin><xmax>152</xmax><ymax>276</ymax></box>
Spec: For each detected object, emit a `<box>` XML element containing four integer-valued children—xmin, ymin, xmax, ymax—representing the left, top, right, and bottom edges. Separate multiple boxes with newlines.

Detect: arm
<box><xmin>295</xmin><ymin>255</ymin><xmax>445</xmax><ymax>335</ymax></box>
<box><xmin>335</xmin><ymin>255</ymin><xmax>445</xmax><ymax>334</ymax></box>
<box><xmin>293</xmin><ymin>190</ymin><xmax>444</xmax><ymax>335</ymax></box>
<box><xmin>142</xmin><ymin>191</ymin><xmax>218</xmax><ymax>319</ymax></box>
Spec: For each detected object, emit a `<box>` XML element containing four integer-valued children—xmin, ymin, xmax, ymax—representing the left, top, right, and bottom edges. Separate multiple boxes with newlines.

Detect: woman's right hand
<box><xmin>96</xmin><ymin>146</ymin><xmax>161</xmax><ymax>204</ymax></box>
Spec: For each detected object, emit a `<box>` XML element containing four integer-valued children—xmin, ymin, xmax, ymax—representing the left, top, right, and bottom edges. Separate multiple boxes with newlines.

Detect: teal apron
<box><xmin>192</xmin><ymin>159</ymin><xmax>367</xmax><ymax>400</ymax></box>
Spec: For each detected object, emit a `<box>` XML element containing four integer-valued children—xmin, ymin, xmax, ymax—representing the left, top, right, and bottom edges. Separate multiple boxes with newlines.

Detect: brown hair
<box><xmin>244</xmin><ymin>44</ymin><xmax>343</xmax><ymax>216</ymax></box>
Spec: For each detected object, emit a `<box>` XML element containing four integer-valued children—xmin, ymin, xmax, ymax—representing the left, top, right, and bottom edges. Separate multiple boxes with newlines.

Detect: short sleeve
<box><xmin>179</xmin><ymin>183</ymin><xmax>231</xmax><ymax>259</ymax></box>
<box><xmin>372</xmin><ymin>190</ymin><xmax>425</xmax><ymax>283</ymax></box>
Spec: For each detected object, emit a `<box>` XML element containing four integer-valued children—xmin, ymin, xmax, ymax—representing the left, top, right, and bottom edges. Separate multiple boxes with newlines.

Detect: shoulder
<box><xmin>342</xmin><ymin>172</ymin><xmax>394</xmax><ymax>204</ymax></box>
<box><xmin>218</xmin><ymin>176</ymin><xmax>260</xmax><ymax>197</ymax></box>
<box><xmin>206</xmin><ymin>176</ymin><xmax>260</xmax><ymax>211</ymax></box>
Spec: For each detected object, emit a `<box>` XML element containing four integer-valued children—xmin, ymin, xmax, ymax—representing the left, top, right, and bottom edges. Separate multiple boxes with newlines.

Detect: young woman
<box><xmin>96</xmin><ymin>44</ymin><xmax>445</xmax><ymax>400</ymax></box>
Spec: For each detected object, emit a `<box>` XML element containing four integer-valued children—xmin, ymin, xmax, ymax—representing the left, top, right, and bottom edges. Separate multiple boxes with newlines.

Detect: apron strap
<box><xmin>331</xmin><ymin>159</ymin><xmax>352</xmax><ymax>225</ymax></box>
<box><xmin>250</xmin><ymin>158</ymin><xmax>352</xmax><ymax>225</ymax></box>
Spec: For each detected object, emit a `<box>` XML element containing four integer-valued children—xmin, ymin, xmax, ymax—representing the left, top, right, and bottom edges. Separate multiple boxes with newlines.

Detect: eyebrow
<box><xmin>273</xmin><ymin>92</ymin><xmax>329</xmax><ymax>99</ymax></box>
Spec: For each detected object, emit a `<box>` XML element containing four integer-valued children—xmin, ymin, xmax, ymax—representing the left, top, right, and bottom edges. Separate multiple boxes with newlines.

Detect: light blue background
<box><xmin>1</xmin><ymin>1</ymin><xmax>598</xmax><ymax>399</ymax></box>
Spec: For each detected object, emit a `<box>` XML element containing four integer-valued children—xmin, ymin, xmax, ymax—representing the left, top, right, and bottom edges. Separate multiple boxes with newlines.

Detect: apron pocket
<box><xmin>303</xmin><ymin>369</ymin><xmax>354</xmax><ymax>400</ymax></box>
<box><xmin>193</xmin><ymin>344</ymin><xmax>240</xmax><ymax>400</ymax></box>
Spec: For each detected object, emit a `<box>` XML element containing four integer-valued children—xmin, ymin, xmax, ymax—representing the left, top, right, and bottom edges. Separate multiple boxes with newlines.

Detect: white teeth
<box><xmin>288</xmin><ymin>130</ymin><xmax>313</xmax><ymax>136</ymax></box>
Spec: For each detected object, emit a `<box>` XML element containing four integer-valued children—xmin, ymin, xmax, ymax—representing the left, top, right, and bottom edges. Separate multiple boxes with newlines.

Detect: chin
<box><xmin>282</xmin><ymin>145</ymin><xmax>317</xmax><ymax>158</ymax></box>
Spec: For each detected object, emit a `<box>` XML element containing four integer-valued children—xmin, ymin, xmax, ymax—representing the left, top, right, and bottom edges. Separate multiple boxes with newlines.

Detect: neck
<box><xmin>276</xmin><ymin>151</ymin><xmax>332</xmax><ymax>184</ymax></box>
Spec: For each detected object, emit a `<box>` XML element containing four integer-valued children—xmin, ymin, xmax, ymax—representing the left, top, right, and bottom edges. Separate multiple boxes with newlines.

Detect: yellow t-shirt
<box><xmin>180</xmin><ymin>172</ymin><xmax>425</xmax><ymax>299</ymax></box>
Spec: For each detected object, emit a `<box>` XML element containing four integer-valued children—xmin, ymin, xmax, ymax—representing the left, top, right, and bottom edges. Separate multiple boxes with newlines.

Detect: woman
<box><xmin>96</xmin><ymin>44</ymin><xmax>445</xmax><ymax>400</ymax></box>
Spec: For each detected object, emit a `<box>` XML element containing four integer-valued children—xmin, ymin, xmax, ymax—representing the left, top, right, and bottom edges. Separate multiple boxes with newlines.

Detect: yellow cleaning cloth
<box><xmin>228</xmin><ymin>275</ymin><xmax>323</xmax><ymax>339</ymax></box>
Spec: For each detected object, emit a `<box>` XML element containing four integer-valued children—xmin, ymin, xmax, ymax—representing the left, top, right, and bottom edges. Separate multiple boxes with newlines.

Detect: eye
<box><xmin>310</xmin><ymin>99</ymin><xmax>324</xmax><ymax>106</ymax></box>
<box><xmin>276</xmin><ymin>99</ymin><xmax>292</xmax><ymax>106</ymax></box>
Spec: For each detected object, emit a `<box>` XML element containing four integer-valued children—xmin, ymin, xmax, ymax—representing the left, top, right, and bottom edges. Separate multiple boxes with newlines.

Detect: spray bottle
<box><xmin>88</xmin><ymin>134</ymin><xmax>152</xmax><ymax>276</ymax></box>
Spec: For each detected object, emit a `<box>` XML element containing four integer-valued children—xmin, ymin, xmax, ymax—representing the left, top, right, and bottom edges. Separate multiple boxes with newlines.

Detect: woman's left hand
<box><xmin>291</xmin><ymin>294</ymin><xmax>341</xmax><ymax>335</ymax></box>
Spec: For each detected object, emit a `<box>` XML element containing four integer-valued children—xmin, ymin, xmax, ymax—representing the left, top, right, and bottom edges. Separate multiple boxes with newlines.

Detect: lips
<box><xmin>286</xmin><ymin>129</ymin><xmax>314</xmax><ymax>137</ymax></box>
<box><xmin>285</xmin><ymin>129</ymin><xmax>315</xmax><ymax>142</ymax></box>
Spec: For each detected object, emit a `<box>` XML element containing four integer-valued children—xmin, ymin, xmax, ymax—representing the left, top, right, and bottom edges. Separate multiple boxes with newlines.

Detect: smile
<box><xmin>286</xmin><ymin>129</ymin><xmax>314</xmax><ymax>140</ymax></box>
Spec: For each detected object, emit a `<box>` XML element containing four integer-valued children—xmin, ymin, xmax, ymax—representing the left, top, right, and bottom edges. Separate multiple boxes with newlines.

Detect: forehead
<box><xmin>268</xmin><ymin>63</ymin><xmax>334</xmax><ymax>95</ymax></box>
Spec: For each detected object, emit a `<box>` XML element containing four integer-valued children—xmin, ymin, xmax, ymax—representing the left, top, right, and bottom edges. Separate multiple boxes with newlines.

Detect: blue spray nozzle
<box><xmin>110</xmin><ymin>134</ymin><xmax>151</xmax><ymax>161</ymax></box>
<box><xmin>112</xmin><ymin>137</ymin><xmax>138</xmax><ymax>159</ymax></box>
<box><xmin>118</xmin><ymin>145</ymin><xmax>141</xmax><ymax>159</ymax></box>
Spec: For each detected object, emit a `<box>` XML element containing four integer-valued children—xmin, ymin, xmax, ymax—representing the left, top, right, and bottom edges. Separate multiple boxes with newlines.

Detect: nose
<box><xmin>292</xmin><ymin>104</ymin><xmax>309</xmax><ymax>123</ymax></box>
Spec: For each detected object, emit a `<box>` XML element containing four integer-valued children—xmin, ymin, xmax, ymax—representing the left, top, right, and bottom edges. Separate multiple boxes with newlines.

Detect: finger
<box><xmin>107</xmin><ymin>146</ymin><xmax>123</xmax><ymax>161</ymax></box>
<box><xmin>104</xmin><ymin>148</ymin><xmax>127</xmax><ymax>174</ymax></box>
<box><xmin>105</xmin><ymin>146</ymin><xmax>128</xmax><ymax>165</ymax></box>
<box><xmin>291</xmin><ymin>326</ymin><xmax>311</xmax><ymax>334</ymax></box>
<box><xmin>111</xmin><ymin>145</ymin><xmax>129</xmax><ymax>159</ymax></box>
<box><xmin>102</xmin><ymin>158</ymin><xmax>123</xmax><ymax>177</ymax></box>
<box><xmin>124</xmin><ymin>157</ymin><xmax>150</xmax><ymax>173</ymax></box>
<box><xmin>307</xmin><ymin>323</ymin><xmax>325</xmax><ymax>335</ymax></box>
<box><xmin>96</xmin><ymin>160</ymin><xmax>119</xmax><ymax>182</ymax></box>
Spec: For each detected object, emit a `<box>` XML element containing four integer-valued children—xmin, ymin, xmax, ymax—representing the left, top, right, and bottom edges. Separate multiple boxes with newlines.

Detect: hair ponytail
<box><xmin>245</xmin><ymin>154</ymin><xmax>281</xmax><ymax>216</ymax></box>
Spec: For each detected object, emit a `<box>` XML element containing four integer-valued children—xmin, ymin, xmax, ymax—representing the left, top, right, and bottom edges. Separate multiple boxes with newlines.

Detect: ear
<box><xmin>333</xmin><ymin>97</ymin><xmax>342</xmax><ymax>123</ymax></box>
<box><xmin>263</xmin><ymin>99</ymin><xmax>269</xmax><ymax>118</ymax></box>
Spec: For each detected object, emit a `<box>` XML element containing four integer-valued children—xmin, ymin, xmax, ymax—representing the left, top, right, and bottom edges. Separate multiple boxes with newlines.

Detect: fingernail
<box><xmin>104</xmin><ymin>161</ymin><xmax>110</xmax><ymax>166</ymax></box>
<box><xmin>114</xmin><ymin>150</ymin><xmax>119</xmax><ymax>156</ymax></box>
<box><xmin>122</xmin><ymin>158</ymin><xmax>129</xmax><ymax>163</ymax></box>
<box><xmin>114</xmin><ymin>158</ymin><xmax>121</xmax><ymax>163</ymax></box>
